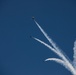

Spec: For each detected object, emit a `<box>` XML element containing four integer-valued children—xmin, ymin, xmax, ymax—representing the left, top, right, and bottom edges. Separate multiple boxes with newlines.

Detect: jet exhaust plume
<box><xmin>32</xmin><ymin>18</ymin><xmax>76</xmax><ymax>75</ymax></box>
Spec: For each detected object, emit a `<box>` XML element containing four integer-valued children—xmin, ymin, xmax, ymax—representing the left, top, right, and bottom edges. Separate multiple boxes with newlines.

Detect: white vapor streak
<box><xmin>33</xmin><ymin>20</ymin><xmax>76</xmax><ymax>75</ymax></box>
<box><xmin>45</xmin><ymin>58</ymin><xmax>69</xmax><ymax>71</ymax></box>
<box><xmin>34</xmin><ymin>20</ymin><xmax>68</xmax><ymax>61</ymax></box>
<box><xmin>33</xmin><ymin>37</ymin><xmax>62</xmax><ymax>56</ymax></box>
<box><xmin>33</xmin><ymin>37</ymin><xmax>76</xmax><ymax>75</ymax></box>
<box><xmin>73</xmin><ymin>41</ymin><xmax>76</xmax><ymax>69</ymax></box>
<box><xmin>34</xmin><ymin>20</ymin><xmax>61</xmax><ymax>52</ymax></box>
<box><xmin>34</xmin><ymin>20</ymin><xmax>70</xmax><ymax>62</ymax></box>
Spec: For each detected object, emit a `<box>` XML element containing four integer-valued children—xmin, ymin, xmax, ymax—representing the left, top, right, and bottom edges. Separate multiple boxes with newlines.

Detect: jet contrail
<box><xmin>33</xmin><ymin>37</ymin><xmax>69</xmax><ymax>62</ymax></box>
<box><xmin>34</xmin><ymin>19</ymin><xmax>61</xmax><ymax>52</ymax></box>
<box><xmin>33</xmin><ymin>37</ymin><xmax>57</xmax><ymax>53</ymax></box>
<box><xmin>33</xmin><ymin>19</ymin><xmax>71</xmax><ymax>61</ymax></box>
<box><xmin>33</xmin><ymin>37</ymin><xmax>73</xmax><ymax>72</ymax></box>
<box><xmin>33</xmin><ymin>37</ymin><xmax>76</xmax><ymax>75</ymax></box>
<box><xmin>33</xmin><ymin>19</ymin><xmax>73</xmax><ymax>63</ymax></box>
<box><xmin>32</xmin><ymin>18</ymin><xmax>76</xmax><ymax>75</ymax></box>
<box><xmin>45</xmin><ymin>58</ymin><xmax>69</xmax><ymax>71</ymax></box>
<box><xmin>73</xmin><ymin>41</ymin><xmax>76</xmax><ymax>69</ymax></box>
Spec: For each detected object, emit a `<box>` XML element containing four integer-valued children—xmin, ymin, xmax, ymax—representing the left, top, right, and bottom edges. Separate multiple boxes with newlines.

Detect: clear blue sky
<box><xmin>0</xmin><ymin>0</ymin><xmax>76</xmax><ymax>75</ymax></box>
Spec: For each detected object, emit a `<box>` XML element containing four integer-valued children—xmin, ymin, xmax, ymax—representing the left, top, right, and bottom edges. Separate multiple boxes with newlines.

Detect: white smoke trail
<box><xmin>45</xmin><ymin>58</ymin><xmax>69</xmax><ymax>71</ymax></box>
<box><xmin>73</xmin><ymin>41</ymin><xmax>76</xmax><ymax>69</ymax></box>
<box><xmin>33</xmin><ymin>37</ymin><xmax>68</xmax><ymax>61</ymax></box>
<box><xmin>34</xmin><ymin>20</ymin><xmax>71</xmax><ymax>62</ymax></box>
<box><xmin>33</xmin><ymin>37</ymin><xmax>59</xmax><ymax>55</ymax></box>
<box><xmin>32</xmin><ymin>19</ymin><xmax>76</xmax><ymax>75</ymax></box>
<box><xmin>33</xmin><ymin>37</ymin><xmax>76</xmax><ymax>75</ymax></box>
<box><xmin>34</xmin><ymin>20</ymin><xmax>61</xmax><ymax>53</ymax></box>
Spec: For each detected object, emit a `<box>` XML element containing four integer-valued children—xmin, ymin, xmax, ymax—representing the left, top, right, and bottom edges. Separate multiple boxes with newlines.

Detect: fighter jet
<box><xmin>32</xmin><ymin>17</ymin><xmax>35</xmax><ymax>20</ymax></box>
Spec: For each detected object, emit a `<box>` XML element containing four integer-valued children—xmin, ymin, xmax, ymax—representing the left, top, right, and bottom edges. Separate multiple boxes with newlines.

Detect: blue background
<box><xmin>0</xmin><ymin>0</ymin><xmax>76</xmax><ymax>75</ymax></box>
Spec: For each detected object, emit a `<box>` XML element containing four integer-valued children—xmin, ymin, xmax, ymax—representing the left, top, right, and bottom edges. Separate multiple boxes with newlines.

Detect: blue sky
<box><xmin>0</xmin><ymin>0</ymin><xmax>76</xmax><ymax>75</ymax></box>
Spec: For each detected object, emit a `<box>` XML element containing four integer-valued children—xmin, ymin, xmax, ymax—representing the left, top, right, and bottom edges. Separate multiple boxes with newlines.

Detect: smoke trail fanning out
<box><xmin>73</xmin><ymin>41</ymin><xmax>76</xmax><ymax>69</ymax></box>
<box><xmin>33</xmin><ymin>20</ymin><xmax>71</xmax><ymax>62</ymax></box>
<box><xmin>32</xmin><ymin>19</ymin><xmax>76</xmax><ymax>75</ymax></box>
